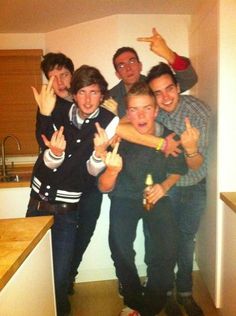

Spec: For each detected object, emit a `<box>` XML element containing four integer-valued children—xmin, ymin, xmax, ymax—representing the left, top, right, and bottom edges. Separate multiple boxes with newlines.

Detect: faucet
<box><xmin>1</xmin><ymin>135</ymin><xmax>21</xmax><ymax>177</ymax></box>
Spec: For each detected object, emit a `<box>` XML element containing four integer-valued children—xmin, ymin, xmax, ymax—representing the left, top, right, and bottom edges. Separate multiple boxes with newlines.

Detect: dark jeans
<box><xmin>109</xmin><ymin>196</ymin><xmax>177</xmax><ymax>316</ymax></box>
<box><xmin>168</xmin><ymin>179</ymin><xmax>206</xmax><ymax>294</ymax></box>
<box><xmin>69</xmin><ymin>186</ymin><xmax>103</xmax><ymax>283</ymax></box>
<box><xmin>26</xmin><ymin>204</ymin><xmax>79</xmax><ymax>316</ymax></box>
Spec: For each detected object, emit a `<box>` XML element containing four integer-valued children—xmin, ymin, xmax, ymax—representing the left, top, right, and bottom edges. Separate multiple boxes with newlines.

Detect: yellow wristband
<box><xmin>156</xmin><ymin>138</ymin><xmax>164</xmax><ymax>151</ymax></box>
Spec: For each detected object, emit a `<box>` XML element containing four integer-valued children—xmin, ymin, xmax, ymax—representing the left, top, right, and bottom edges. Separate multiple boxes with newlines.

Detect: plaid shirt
<box><xmin>157</xmin><ymin>95</ymin><xmax>211</xmax><ymax>186</ymax></box>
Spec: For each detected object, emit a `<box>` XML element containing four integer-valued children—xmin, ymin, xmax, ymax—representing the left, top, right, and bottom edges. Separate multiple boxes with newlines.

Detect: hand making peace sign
<box><xmin>31</xmin><ymin>76</ymin><xmax>57</xmax><ymax>116</ymax></box>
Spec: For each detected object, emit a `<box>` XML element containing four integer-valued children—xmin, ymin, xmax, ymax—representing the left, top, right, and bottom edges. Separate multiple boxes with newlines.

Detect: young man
<box><xmin>35</xmin><ymin>53</ymin><xmax>117</xmax><ymax>297</ymax></box>
<box><xmin>28</xmin><ymin>65</ymin><xmax>119</xmax><ymax>316</ymax></box>
<box><xmin>109</xmin><ymin>28</ymin><xmax>198</xmax><ymax>118</ymax></box>
<box><xmin>98</xmin><ymin>82</ymin><xmax>188</xmax><ymax>316</ymax></box>
<box><xmin>145</xmin><ymin>63</ymin><xmax>211</xmax><ymax>316</ymax></box>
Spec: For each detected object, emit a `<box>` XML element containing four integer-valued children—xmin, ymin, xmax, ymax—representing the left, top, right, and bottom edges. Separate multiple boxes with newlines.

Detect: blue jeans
<box><xmin>26</xmin><ymin>203</ymin><xmax>79</xmax><ymax>316</ymax></box>
<box><xmin>109</xmin><ymin>196</ymin><xmax>177</xmax><ymax>316</ymax></box>
<box><xmin>168</xmin><ymin>179</ymin><xmax>206</xmax><ymax>294</ymax></box>
<box><xmin>69</xmin><ymin>186</ymin><xmax>102</xmax><ymax>283</ymax></box>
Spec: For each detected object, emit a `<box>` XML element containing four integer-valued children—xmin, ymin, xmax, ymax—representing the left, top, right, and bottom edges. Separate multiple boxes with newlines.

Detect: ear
<box><xmin>139</xmin><ymin>61</ymin><xmax>143</xmax><ymax>73</ymax></box>
<box><xmin>154</xmin><ymin>105</ymin><xmax>159</xmax><ymax>118</ymax></box>
<box><xmin>177</xmin><ymin>83</ymin><xmax>181</xmax><ymax>94</ymax></box>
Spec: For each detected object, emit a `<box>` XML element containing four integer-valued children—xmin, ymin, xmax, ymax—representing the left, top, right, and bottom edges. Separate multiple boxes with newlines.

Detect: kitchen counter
<box><xmin>220</xmin><ymin>192</ymin><xmax>236</xmax><ymax>214</ymax></box>
<box><xmin>0</xmin><ymin>216</ymin><xmax>53</xmax><ymax>290</ymax></box>
<box><xmin>0</xmin><ymin>164</ymin><xmax>32</xmax><ymax>189</ymax></box>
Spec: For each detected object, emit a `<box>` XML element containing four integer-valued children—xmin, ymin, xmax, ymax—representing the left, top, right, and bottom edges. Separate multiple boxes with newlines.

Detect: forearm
<box><xmin>184</xmin><ymin>152</ymin><xmax>203</xmax><ymax>170</ymax></box>
<box><xmin>161</xmin><ymin>174</ymin><xmax>180</xmax><ymax>193</ymax></box>
<box><xmin>116</xmin><ymin>123</ymin><xmax>159</xmax><ymax>148</ymax></box>
<box><xmin>86</xmin><ymin>151</ymin><xmax>105</xmax><ymax>176</ymax></box>
<box><xmin>43</xmin><ymin>149</ymin><xmax>65</xmax><ymax>169</ymax></box>
<box><xmin>98</xmin><ymin>169</ymin><xmax>119</xmax><ymax>193</ymax></box>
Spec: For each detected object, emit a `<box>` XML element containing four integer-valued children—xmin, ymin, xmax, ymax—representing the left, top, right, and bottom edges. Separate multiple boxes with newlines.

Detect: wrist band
<box><xmin>161</xmin><ymin>139</ymin><xmax>168</xmax><ymax>153</ymax></box>
<box><xmin>156</xmin><ymin>138</ymin><xmax>164</xmax><ymax>151</ymax></box>
<box><xmin>184</xmin><ymin>151</ymin><xmax>199</xmax><ymax>158</ymax></box>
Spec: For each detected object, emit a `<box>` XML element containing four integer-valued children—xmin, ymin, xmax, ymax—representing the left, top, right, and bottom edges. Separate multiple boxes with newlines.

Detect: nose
<box><xmin>137</xmin><ymin>109</ymin><xmax>145</xmax><ymax>119</ymax></box>
<box><xmin>161</xmin><ymin>90</ymin><xmax>169</xmax><ymax>100</ymax></box>
<box><xmin>55</xmin><ymin>75</ymin><xmax>63</xmax><ymax>86</ymax></box>
<box><xmin>85</xmin><ymin>93</ymin><xmax>91</xmax><ymax>103</ymax></box>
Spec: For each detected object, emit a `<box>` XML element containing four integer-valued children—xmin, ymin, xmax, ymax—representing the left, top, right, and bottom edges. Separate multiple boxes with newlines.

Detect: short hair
<box><xmin>70</xmin><ymin>65</ymin><xmax>109</xmax><ymax>100</ymax></box>
<box><xmin>41</xmin><ymin>52</ymin><xmax>74</xmax><ymax>79</ymax></box>
<box><xmin>125</xmin><ymin>81</ymin><xmax>156</xmax><ymax>109</ymax></box>
<box><xmin>146</xmin><ymin>62</ymin><xmax>177</xmax><ymax>86</ymax></box>
<box><xmin>112</xmin><ymin>47</ymin><xmax>140</xmax><ymax>70</ymax></box>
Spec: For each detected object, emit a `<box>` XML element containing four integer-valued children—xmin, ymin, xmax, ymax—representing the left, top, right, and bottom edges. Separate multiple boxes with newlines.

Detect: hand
<box><xmin>31</xmin><ymin>76</ymin><xmax>56</xmax><ymax>116</ymax></box>
<box><xmin>146</xmin><ymin>183</ymin><xmax>166</xmax><ymax>205</ymax></box>
<box><xmin>101</xmin><ymin>98</ymin><xmax>118</xmax><ymax>115</ymax></box>
<box><xmin>94</xmin><ymin>122</ymin><xmax>110</xmax><ymax>159</ymax></box>
<box><xmin>41</xmin><ymin>126</ymin><xmax>66</xmax><ymax>157</ymax></box>
<box><xmin>137</xmin><ymin>27</ymin><xmax>175</xmax><ymax>64</ymax></box>
<box><xmin>105</xmin><ymin>142</ymin><xmax>122</xmax><ymax>175</ymax></box>
<box><xmin>163</xmin><ymin>133</ymin><xmax>182</xmax><ymax>157</ymax></box>
<box><xmin>181</xmin><ymin>117</ymin><xmax>200</xmax><ymax>154</ymax></box>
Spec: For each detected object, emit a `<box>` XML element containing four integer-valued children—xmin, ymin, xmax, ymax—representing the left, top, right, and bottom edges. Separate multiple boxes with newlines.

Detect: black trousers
<box><xmin>69</xmin><ymin>186</ymin><xmax>103</xmax><ymax>283</ymax></box>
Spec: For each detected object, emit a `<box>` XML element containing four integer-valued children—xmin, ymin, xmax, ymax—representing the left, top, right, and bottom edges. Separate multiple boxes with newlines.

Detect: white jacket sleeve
<box><xmin>43</xmin><ymin>149</ymin><xmax>65</xmax><ymax>169</ymax></box>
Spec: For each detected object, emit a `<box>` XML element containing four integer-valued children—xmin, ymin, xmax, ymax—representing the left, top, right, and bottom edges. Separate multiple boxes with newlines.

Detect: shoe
<box><xmin>119</xmin><ymin>307</ymin><xmax>141</xmax><ymax>316</ymax></box>
<box><xmin>177</xmin><ymin>295</ymin><xmax>204</xmax><ymax>316</ymax></box>
<box><xmin>164</xmin><ymin>295</ymin><xmax>183</xmax><ymax>316</ymax></box>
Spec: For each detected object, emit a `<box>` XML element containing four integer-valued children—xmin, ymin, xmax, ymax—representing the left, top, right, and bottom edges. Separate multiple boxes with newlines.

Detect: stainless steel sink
<box><xmin>0</xmin><ymin>175</ymin><xmax>20</xmax><ymax>182</ymax></box>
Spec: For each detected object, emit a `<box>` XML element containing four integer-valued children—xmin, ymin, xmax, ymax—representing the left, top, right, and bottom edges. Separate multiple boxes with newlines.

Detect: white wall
<box><xmin>45</xmin><ymin>14</ymin><xmax>190</xmax><ymax>89</ymax></box>
<box><xmin>190</xmin><ymin>0</ymin><xmax>236</xmax><ymax>308</ymax></box>
<box><xmin>189</xmin><ymin>0</ymin><xmax>219</xmax><ymax>304</ymax></box>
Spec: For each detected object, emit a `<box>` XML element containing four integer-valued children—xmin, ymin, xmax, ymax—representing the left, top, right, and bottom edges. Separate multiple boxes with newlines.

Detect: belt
<box><xmin>29</xmin><ymin>197</ymin><xmax>78</xmax><ymax>214</ymax></box>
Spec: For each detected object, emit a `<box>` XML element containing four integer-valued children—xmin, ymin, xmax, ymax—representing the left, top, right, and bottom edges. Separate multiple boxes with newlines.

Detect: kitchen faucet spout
<box><xmin>1</xmin><ymin>135</ymin><xmax>21</xmax><ymax>177</ymax></box>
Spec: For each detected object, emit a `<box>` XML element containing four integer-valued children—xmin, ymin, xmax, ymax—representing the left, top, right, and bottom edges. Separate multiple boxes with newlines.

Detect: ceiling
<box><xmin>0</xmin><ymin>0</ymin><xmax>202</xmax><ymax>33</ymax></box>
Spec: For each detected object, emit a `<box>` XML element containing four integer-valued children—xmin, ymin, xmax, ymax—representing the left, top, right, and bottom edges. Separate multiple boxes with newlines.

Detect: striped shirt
<box><xmin>157</xmin><ymin>95</ymin><xmax>211</xmax><ymax>186</ymax></box>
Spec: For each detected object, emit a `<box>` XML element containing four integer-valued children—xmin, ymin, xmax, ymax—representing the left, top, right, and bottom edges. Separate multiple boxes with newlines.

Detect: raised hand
<box><xmin>105</xmin><ymin>142</ymin><xmax>123</xmax><ymax>174</ymax></box>
<box><xmin>137</xmin><ymin>27</ymin><xmax>175</xmax><ymax>64</ymax></box>
<box><xmin>41</xmin><ymin>126</ymin><xmax>66</xmax><ymax>157</ymax></box>
<box><xmin>31</xmin><ymin>76</ymin><xmax>56</xmax><ymax>116</ymax></box>
<box><xmin>163</xmin><ymin>133</ymin><xmax>182</xmax><ymax>157</ymax></box>
<box><xmin>94</xmin><ymin>122</ymin><xmax>111</xmax><ymax>159</ymax></box>
<box><xmin>181</xmin><ymin>117</ymin><xmax>200</xmax><ymax>154</ymax></box>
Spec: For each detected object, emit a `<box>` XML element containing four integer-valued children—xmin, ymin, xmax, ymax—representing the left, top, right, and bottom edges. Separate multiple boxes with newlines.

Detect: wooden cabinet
<box><xmin>0</xmin><ymin>49</ymin><xmax>42</xmax><ymax>156</ymax></box>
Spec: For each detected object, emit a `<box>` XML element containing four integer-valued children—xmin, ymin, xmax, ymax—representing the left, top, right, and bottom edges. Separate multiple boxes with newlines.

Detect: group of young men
<box><xmin>26</xmin><ymin>28</ymin><xmax>210</xmax><ymax>316</ymax></box>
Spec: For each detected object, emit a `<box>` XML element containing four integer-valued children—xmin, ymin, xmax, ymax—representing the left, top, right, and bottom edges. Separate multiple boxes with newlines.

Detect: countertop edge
<box><xmin>0</xmin><ymin>216</ymin><xmax>54</xmax><ymax>290</ymax></box>
<box><xmin>220</xmin><ymin>192</ymin><xmax>236</xmax><ymax>214</ymax></box>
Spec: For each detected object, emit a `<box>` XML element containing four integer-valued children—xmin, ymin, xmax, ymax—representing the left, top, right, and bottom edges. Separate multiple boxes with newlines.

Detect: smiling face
<box><xmin>73</xmin><ymin>84</ymin><xmax>103</xmax><ymax>119</ymax></box>
<box><xmin>114</xmin><ymin>51</ymin><xmax>142</xmax><ymax>89</ymax></box>
<box><xmin>126</xmin><ymin>94</ymin><xmax>158</xmax><ymax>135</ymax></box>
<box><xmin>149</xmin><ymin>74</ymin><xmax>180</xmax><ymax>113</ymax></box>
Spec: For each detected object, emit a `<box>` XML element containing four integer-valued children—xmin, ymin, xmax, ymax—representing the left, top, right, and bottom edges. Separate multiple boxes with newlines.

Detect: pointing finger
<box><xmin>152</xmin><ymin>27</ymin><xmax>158</xmax><ymax>36</ymax></box>
<box><xmin>57</xmin><ymin>126</ymin><xmax>64</xmax><ymax>138</ymax></box>
<box><xmin>185</xmin><ymin>117</ymin><xmax>192</xmax><ymax>130</ymax></box>
<box><xmin>112</xmin><ymin>141</ymin><xmax>120</xmax><ymax>156</ymax></box>
<box><xmin>47</xmin><ymin>76</ymin><xmax>55</xmax><ymax>92</ymax></box>
<box><xmin>95</xmin><ymin>122</ymin><xmax>102</xmax><ymax>134</ymax></box>
<box><xmin>137</xmin><ymin>36</ymin><xmax>152</xmax><ymax>42</ymax></box>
